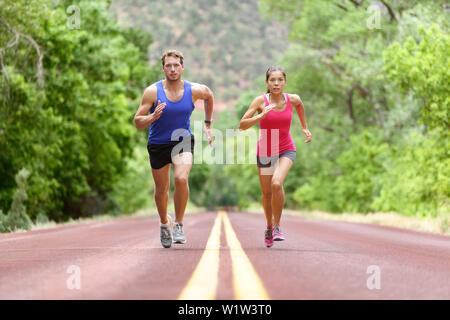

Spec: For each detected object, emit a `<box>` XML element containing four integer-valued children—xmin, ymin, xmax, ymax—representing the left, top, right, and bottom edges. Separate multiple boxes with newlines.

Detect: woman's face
<box><xmin>266</xmin><ymin>70</ymin><xmax>286</xmax><ymax>94</ymax></box>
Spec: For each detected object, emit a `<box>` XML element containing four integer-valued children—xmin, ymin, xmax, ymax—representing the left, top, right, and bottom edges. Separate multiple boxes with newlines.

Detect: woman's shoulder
<box><xmin>254</xmin><ymin>94</ymin><xmax>266</xmax><ymax>103</ymax></box>
<box><xmin>287</xmin><ymin>93</ymin><xmax>302</xmax><ymax>106</ymax></box>
<box><xmin>252</xmin><ymin>95</ymin><xmax>267</xmax><ymax>109</ymax></box>
<box><xmin>248</xmin><ymin>94</ymin><xmax>265</xmax><ymax>106</ymax></box>
<box><xmin>242</xmin><ymin>95</ymin><xmax>265</xmax><ymax>113</ymax></box>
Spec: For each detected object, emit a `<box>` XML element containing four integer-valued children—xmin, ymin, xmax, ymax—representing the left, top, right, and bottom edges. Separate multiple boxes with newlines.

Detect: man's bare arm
<box><xmin>192</xmin><ymin>83</ymin><xmax>214</xmax><ymax>145</ymax></box>
<box><xmin>192</xmin><ymin>83</ymin><xmax>214</xmax><ymax>123</ymax></box>
<box><xmin>134</xmin><ymin>86</ymin><xmax>166</xmax><ymax>130</ymax></box>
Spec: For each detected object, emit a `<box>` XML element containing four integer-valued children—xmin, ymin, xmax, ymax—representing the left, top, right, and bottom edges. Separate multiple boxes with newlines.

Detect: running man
<box><xmin>238</xmin><ymin>66</ymin><xmax>311</xmax><ymax>248</ymax></box>
<box><xmin>134</xmin><ymin>50</ymin><xmax>214</xmax><ymax>248</ymax></box>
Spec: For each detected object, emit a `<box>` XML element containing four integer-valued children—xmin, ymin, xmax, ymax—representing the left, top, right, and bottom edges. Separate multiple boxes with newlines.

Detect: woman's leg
<box><xmin>258</xmin><ymin>167</ymin><xmax>274</xmax><ymax>227</ymax></box>
<box><xmin>271</xmin><ymin>157</ymin><xmax>293</xmax><ymax>227</ymax></box>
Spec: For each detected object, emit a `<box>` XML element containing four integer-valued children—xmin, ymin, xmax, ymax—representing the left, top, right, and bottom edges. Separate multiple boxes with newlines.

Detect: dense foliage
<box><xmin>190</xmin><ymin>0</ymin><xmax>449</xmax><ymax>218</ymax></box>
<box><xmin>0</xmin><ymin>0</ymin><xmax>159</xmax><ymax>229</ymax></box>
<box><xmin>231</xmin><ymin>0</ymin><xmax>448</xmax><ymax>217</ymax></box>
<box><xmin>1</xmin><ymin>0</ymin><xmax>448</xmax><ymax>232</ymax></box>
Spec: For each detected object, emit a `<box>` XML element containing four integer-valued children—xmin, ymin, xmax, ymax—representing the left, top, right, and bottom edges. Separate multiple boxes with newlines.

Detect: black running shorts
<box><xmin>147</xmin><ymin>135</ymin><xmax>195</xmax><ymax>170</ymax></box>
<box><xmin>256</xmin><ymin>150</ymin><xmax>296</xmax><ymax>168</ymax></box>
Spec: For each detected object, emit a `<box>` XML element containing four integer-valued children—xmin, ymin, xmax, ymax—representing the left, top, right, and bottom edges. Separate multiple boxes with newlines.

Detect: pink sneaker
<box><xmin>272</xmin><ymin>226</ymin><xmax>285</xmax><ymax>241</ymax></box>
<box><xmin>264</xmin><ymin>227</ymin><xmax>274</xmax><ymax>248</ymax></box>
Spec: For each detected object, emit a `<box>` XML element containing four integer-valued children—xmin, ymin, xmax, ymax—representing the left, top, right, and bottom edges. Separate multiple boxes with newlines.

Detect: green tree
<box><xmin>0</xmin><ymin>0</ymin><xmax>159</xmax><ymax>224</ymax></box>
<box><xmin>255</xmin><ymin>0</ymin><xmax>449</xmax><ymax>217</ymax></box>
<box><xmin>373</xmin><ymin>24</ymin><xmax>450</xmax><ymax>216</ymax></box>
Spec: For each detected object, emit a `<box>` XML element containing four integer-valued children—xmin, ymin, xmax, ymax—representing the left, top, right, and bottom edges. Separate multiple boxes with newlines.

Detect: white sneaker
<box><xmin>160</xmin><ymin>215</ymin><xmax>173</xmax><ymax>248</ymax></box>
<box><xmin>173</xmin><ymin>222</ymin><xmax>186</xmax><ymax>244</ymax></box>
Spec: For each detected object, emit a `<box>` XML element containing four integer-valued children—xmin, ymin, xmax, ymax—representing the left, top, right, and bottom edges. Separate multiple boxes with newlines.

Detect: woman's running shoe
<box><xmin>265</xmin><ymin>226</ymin><xmax>274</xmax><ymax>248</ymax></box>
<box><xmin>272</xmin><ymin>226</ymin><xmax>285</xmax><ymax>241</ymax></box>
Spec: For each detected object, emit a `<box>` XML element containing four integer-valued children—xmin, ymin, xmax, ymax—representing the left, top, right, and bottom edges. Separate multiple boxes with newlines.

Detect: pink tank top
<box><xmin>257</xmin><ymin>93</ymin><xmax>296</xmax><ymax>157</ymax></box>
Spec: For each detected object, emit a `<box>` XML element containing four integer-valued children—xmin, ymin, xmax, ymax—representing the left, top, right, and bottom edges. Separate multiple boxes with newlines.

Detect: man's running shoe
<box><xmin>160</xmin><ymin>215</ymin><xmax>173</xmax><ymax>248</ymax></box>
<box><xmin>173</xmin><ymin>222</ymin><xmax>186</xmax><ymax>244</ymax></box>
<box><xmin>265</xmin><ymin>226</ymin><xmax>274</xmax><ymax>248</ymax></box>
<box><xmin>272</xmin><ymin>226</ymin><xmax>285</xmax><ymax>241</ymax></box>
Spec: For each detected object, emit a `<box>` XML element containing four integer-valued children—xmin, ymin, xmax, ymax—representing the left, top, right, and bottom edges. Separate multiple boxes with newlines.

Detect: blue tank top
<box><xmin>148</xmin><ymin>80</ymin><xmax>195</xmax><ymax>144</ymax></box>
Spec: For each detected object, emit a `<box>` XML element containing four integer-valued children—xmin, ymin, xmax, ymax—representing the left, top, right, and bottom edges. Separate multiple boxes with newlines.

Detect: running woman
<box><xmin>238</xmin><ymin>66</ymin><xmax>311</xmax><ymax>248</ymax></box>
<box><xmin>134</xmin><ymin>50</ymin><xmax>214</xmax><ymax>248</ymax></box>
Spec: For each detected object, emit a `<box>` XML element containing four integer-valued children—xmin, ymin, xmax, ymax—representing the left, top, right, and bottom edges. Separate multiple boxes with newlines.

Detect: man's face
<box><xmin>163</xmin><ymin>56</ymin><xmax>184</xmax><ymax>81</ymax></box>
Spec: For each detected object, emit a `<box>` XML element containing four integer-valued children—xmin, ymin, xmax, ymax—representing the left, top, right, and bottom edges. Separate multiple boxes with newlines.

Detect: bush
<box><xmin>371</xmin><ymin>129</ymin><xmax>449</xmax><ymax>217</ymax></box>
<box><xmin>1</xmin><ymin>168</ymin><xmax>32</xmax><ymax>232</ymax></box>
<box><xmin>0</xmin><ymin>210</ymin><xmax>6</xmax><ymax>233</ymax></box>
<box><xmin>293</xmin><ymin>130</ymin><xmax>389</xmax><ymax>213</ymax></box>
<box><xmin>35</xmin><ymin>212</ymin><xmax>50</xmax><ymax>224</ymax></box>
<box><xmin>333</xmin><ymin>130</ymin><xmax>389</xmax><ymax>213</ymax></box>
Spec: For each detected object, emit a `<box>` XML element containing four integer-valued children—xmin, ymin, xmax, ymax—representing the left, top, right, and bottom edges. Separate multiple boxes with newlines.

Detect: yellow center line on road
<box><xmin>178</xmin><ymin>212</ymin><xmax>222</xmax><ymax>300</ymax></box>
<box><xmin>178</xmin><ymin>211</ymin><xmax>270</xmax><ymax>300</ymax></box>
<box><xmin>221</xmin><ymin>211</ymin><xmax>270</xmax><ymax>300</ymax></box>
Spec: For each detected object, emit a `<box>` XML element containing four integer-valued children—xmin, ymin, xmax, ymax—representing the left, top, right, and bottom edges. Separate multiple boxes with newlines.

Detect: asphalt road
<box><xmin>0</xmin><ymin>211</ymin><xmax>449</xmax><ymax>299</ymax></box>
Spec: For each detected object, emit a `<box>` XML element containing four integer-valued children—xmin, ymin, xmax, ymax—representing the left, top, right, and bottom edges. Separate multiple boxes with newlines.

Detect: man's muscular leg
<box><xmin>152</xmin><ymin>163</ymin><xmax>171</xmax><ymax>224</ymax></box>
<box><xmin>172</xmin><ymin>152</ymin><xmax>193</xmax><ymax>223</ymax></box>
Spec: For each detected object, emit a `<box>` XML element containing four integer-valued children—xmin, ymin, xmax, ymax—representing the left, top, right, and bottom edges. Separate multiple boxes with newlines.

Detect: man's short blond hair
<box><xmin>161</xmin><ymin>50</ymin><xmax>184</xmax><ymax>66</ymax></box>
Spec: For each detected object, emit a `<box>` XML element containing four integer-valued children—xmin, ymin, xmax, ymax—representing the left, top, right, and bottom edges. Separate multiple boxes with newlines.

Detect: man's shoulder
<box><xmin>144</xmin><ymin>82</ymin><xmax>160</xmax><ymax>93</ymax></box>
<box><xmin>190</xmin><ymin>82</ymin><xmax>210</xmax><ymax>96</ymax></box>
<box><xmin>189</xmin><ymin>81</ymin><xmax>206</xmax><ymax>90</ymax></box>
<box><xmin>142</xmin><ymin>83</ymin><xmax>160</xmax><ymax>102</ymax></box>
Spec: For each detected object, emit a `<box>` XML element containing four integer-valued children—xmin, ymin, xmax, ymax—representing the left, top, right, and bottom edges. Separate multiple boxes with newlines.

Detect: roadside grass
<box><xmin>23</xmin><ymin>200</ymin><xmax>207</xmax><ymax>233</ymax></box>
<box><xmin>9</xmin><ymin>201</ymin><xmax>450</xmax><ymax>237</ymax></box>
<box><xmin>243</xmin><ymin>204</ymin><xmax>450</xmax><ymax>236</ymax></box>
<box><xmin>289</xmin><ymin>210</ymin><xmax>450</xmax><ymax>236</ymax></box>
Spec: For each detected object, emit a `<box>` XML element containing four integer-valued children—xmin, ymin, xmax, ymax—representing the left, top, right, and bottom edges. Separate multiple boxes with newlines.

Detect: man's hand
<box><xmin>204</xmin><ymin>124</ymin><xmax>213</xmax><ymax>146</ymax></box>
<box><xmin>151</xmin><ymin>100</ymin><xmax>166</xmax><ymax>121</ymax></box>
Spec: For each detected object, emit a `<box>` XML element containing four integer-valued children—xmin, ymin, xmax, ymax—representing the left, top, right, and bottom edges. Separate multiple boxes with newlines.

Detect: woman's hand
<box><xmin>303</xmin><ymin>128</ymin><xmax>312</xmax><ymax>143</ymax></box>
<box><xmin>259</xmin><ymin>104</ymin><xmax>275</xmax><ymax>120</ymax></box>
